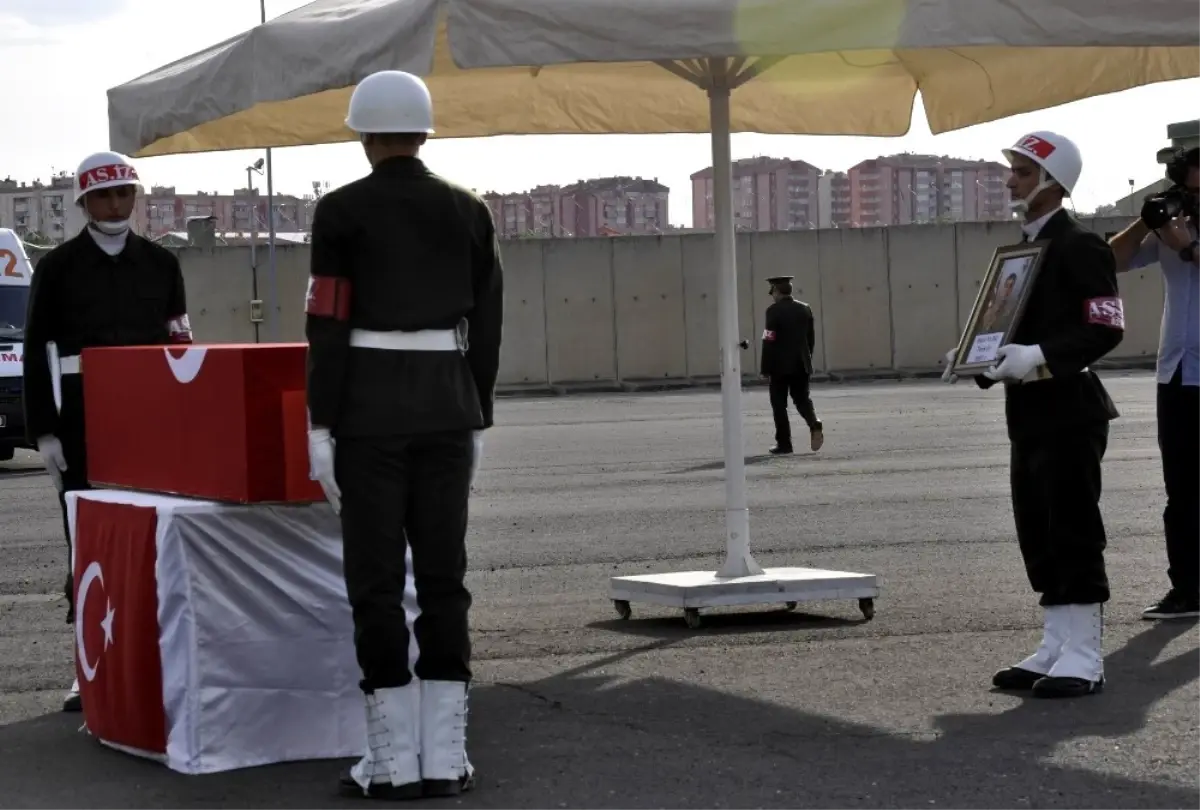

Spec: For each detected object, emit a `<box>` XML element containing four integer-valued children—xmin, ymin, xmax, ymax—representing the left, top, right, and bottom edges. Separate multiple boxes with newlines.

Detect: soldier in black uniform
<box><xmin>22</xmin><ymin>150</ymin><xmax>192</xmax><ymax>713</ymax></box>
<box><xmin>942</xmin><ymin>131</ymin><xmax>1124</xmax><ymax>699</ymax></box>
<box><xmin>760</xmin><ymin>275</ymin><xmax>823</xmax><ymax>454</ymax></box>
<box><xmin>303</xmin><ymin>70</ymin><xmax>503</xmax><ymax>801</ymax></box>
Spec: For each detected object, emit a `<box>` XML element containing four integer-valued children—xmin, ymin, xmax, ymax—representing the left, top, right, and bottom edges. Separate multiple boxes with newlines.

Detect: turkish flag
<box><xmin>74</xmin><ymin>499</ymin><xmax>168</xmax><ymax>755</ymax></box>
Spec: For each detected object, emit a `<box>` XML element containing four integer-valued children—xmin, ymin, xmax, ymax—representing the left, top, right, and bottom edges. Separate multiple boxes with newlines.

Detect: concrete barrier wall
<box><xmin>38</xmin><ymin>216</ymin><xmax>1162</xmax><ymax>388</ymax></box>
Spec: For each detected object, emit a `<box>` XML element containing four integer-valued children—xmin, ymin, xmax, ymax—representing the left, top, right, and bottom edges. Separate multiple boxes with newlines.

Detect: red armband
<box><xmin>305</xmin><ymin>276</ymin><xmax>352</xmax><ymax>321</ymax></box>
<box><xmin>1084</xmin><ymin>297</ymin><xmax>1125</xmax><ymax>330</ymax></box>
<box><xmin>167</xmin><ymin>314</ymin><xmax>193</xmax><ymax>344</ymax></box>
<box><xmin>762</xmin><ymin>329</ymin><xmax>776</xmax><ymax>342</ymax></box>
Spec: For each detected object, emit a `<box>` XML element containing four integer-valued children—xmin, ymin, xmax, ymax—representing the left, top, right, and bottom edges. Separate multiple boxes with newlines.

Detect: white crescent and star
<box><xmin>75</xmin><ymin>561</ymin><xmax>116</xmax><ymax>683</ymax></box>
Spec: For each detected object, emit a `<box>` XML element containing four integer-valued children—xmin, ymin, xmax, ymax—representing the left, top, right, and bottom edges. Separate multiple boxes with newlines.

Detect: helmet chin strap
<box><xmin>89</xmin><ymin>218</ymin><xmax>131</xmax><ymax>236</ymax></box>
<box><xmin>1008</xmin><ymin>167</ymin><xmax>1056</xmax><ymax>215</ymax></box>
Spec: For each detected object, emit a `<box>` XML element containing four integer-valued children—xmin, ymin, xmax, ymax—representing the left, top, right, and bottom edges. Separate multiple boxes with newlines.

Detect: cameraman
<box><xmin>1108</xmin><ymin>145</ymin><xmax>1199</xmax><ymax>621</ymax></box>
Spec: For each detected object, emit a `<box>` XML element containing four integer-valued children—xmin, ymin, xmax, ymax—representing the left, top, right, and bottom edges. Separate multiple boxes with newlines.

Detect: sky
<box><xmin>2</xmin><ymin>0</ymin><xmax>1196</xmax><ymax>227</ymax></box>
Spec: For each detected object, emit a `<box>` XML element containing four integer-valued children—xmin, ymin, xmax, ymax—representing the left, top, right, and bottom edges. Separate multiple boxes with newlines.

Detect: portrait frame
<box><xmin>950</xmin><ymin>240</ymin><xmax>1050</xmax><ymax>377</ymax></box>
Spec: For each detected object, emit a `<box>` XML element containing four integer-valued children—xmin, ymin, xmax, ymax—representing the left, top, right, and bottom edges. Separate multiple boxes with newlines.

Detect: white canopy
<box><xmin>108</xmin><ymin>0</ymin><xmax>1200</xmax><ymax>156</ymax></box>
<box><xmin>107</xmin><ymin>0</ymin><xmax>1199</xmax><ymax>582</ymax></box>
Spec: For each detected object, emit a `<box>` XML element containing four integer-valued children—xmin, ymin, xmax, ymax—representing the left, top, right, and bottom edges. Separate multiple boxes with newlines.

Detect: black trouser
<box><xmin>1010</xmin><ymin>421</ymin><xmax>1110</xmax><ymax>607</ymax></box>
<box><xmin>335</xmin><ymin>430</ymin><xmax>474</xmax><ymax>692</ymax></box>
<box><xmin>56</xmin><ymin>376</ymin><xmax>90</xmax><ymax>625</ymax></box>
<box><xmin>1157</xmin><ymin>366</ymin><xmax>1199</xmax><ymax>597</ymax></box>
<box><xmin>769</xmin><ymin>373</ymin><xmax>821</xmax><ymax>448</ymax></box>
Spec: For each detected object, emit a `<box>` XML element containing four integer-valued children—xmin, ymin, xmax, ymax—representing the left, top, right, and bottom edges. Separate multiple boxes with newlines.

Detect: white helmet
<box><xmin>1002</xmin><ymin>131</ymin><xmax>1082</xmax><ymax>212</ymax></box>
<box><xmin>74</xmin><ymin>151</ymin><xmax>142</xmax><ymax>204</ymax></box>
<box><xmin>345</xmin><ymin>70</ymin><xmax>435</xmax><ymax>135</ymax></box>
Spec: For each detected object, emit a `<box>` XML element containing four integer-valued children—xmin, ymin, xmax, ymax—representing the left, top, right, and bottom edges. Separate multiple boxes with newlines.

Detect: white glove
<box><xmin>307</xmin><ymin>427</ymin><xmax>341</xmax><ymax>514</ymax></box>
<box><xmin>940</xmin><ymin>348</ymin><xmax>960</xmax><ymax>384</ymax></box>
<box><xmin>469</xmin><ymin>430</ymin><xmax>484</xmax><ymax>492</ymax></box>
<box><xmin>984</xmin><ymin>343</ymin><xmax>1046</xmax><ymax>382</ymax></box>
<box><xmin>36</xmin><ymin>434</ymin><xmax>68</xmax><ymax>492</ymax></box>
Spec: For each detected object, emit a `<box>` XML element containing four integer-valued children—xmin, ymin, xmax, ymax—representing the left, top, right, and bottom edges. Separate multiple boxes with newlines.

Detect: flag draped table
<box><xmin>66</xmin><ymin>489</ymin><xmax>420</xmax><ymax>774</ymax></box>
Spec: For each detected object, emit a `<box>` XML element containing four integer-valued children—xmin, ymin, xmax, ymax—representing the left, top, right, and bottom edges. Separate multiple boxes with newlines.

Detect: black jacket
<box><xmin>976</xmin><ymin>209</ymin><xmax>1124</xmax><ymax>436</ymax></box>
<box><xmin>22</xmin><ymin>229</ymin><xmax>188</xmax><ymax>443</ymax></box>
<box><xmin>760</xmin><ymin>296</ymin><xmax>815</xmax><ymax>377</ymax></box>
<box><xmin>304</xmin><ymin>156</ymin><xmax>504</xmax><ymax>438</ymax></box>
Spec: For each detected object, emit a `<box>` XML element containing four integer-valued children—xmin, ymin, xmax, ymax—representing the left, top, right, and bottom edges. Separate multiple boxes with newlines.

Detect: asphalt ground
<box><xmin>0</xmin><ymin>372</ymin><xmax>1197</xmax><ymax>809</ymax></box>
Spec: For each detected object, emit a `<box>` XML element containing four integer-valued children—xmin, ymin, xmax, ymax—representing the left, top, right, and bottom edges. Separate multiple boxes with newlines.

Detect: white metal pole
<box><xmin>708</xmin><ymin>64</ymin><xmax>763</xmax><ymax>580</ymax></box>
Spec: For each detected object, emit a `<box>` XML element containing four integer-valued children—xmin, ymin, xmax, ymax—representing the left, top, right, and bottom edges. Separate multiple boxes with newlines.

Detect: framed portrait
<box><xmin>950</xmin><ymin>240</ymin><xmax>1050</xmax><ymax>376</ymax></box>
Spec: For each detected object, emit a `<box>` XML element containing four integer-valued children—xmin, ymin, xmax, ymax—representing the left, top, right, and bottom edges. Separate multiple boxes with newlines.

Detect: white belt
<box><xmin>349</xmin><ymin>328</ymin><xmax>460</xmax><ymax>352</ymax></box>
<box><xmin>1013</xmin><ymin>364</ymin><xmax>1087</xmax><ymax>385</ymax></box>
<box><xmin>60</xmin><ymin>355</ymin><xmax>81</xmax><ymax>375</ymax></box>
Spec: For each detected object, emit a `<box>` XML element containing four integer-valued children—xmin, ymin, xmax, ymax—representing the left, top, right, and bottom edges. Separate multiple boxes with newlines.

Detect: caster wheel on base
<box><xmin>683</xmin><ymin>608</ymin><xmax>702</xmax><ymax>629</ymax></box>
<box><xmin>784</xmin><ymin>602</ymin><xmax>798</xmax><ymax>611</ymax></box>
<box><xmin>613</xmin><ymin>600</ymin><xmax>632</xmax><ymax>620</ymax></box>
<box><xmin>859</xmin><ymin>598</ymin><xmax>875</xmax><ymax>621</ymax></box>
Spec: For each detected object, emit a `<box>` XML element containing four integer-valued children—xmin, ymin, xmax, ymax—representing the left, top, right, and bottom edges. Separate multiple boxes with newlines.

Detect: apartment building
<box><xmin>691</xmin><ymin>157</ymin><xmax>847</xmax><ymax>231</ymax></box>
<box><xmin>484</xmin><ymin>177</ymin><xmax>670</xmax><ymax>239</ymax></box>
<box><xmin>0</xmin><ymin>174</ymin><xmax>85</xmax><ymax>243</ymax></box>
<box><xmin>817</xmin><ymin>171</ymin><xmax>852</xmax><ymax>229</ymax></box>
<box><xmin>483</xmin><ymin>184</ymin><xmax>561</xmax><ymax>238</ymax></box>
<box><xmin>846</xmin><ymin>154</ymin><xmax>1010</xmax><ymax>227</ymax></box>
<box><xmin>135</xmin><ymin>186</ymin><xmax>310</xmax><ymax>238</ymax></box>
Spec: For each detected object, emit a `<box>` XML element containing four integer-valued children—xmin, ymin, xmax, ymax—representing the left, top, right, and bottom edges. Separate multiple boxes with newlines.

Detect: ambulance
<box><xmin>0</xmin><ymin>228</ymin><xmax>34</xmax><ymax>462</ymax></box>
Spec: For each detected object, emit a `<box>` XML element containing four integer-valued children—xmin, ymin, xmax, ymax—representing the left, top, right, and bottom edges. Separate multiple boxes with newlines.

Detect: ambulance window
<box><xmin>0</xmin><ymin>285</ymin><xmax>28</xmax><ymax>338</ymax></box>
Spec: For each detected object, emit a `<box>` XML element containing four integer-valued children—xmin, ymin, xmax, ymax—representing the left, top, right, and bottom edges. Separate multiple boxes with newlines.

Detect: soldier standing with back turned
<box><xmin>760</xmin><ymin>275</ymin><xmax>824</xmax><ymax>454</ymax></box>
<box><xmin>303</xmin><ymin>70</ymin><xmax>504</xmax><ymax>800</ymax></box>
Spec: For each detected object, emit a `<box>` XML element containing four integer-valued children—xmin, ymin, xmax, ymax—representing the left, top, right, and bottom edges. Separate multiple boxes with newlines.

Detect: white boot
<box><xmin>1035</xmin><ymin>603</ymin><xmax>1104</xmax><ymax>698</ymax></box>
<box><xmin>62</xmin><ymin>678</ymin><xmax>81</xmax><ymax>713</ymax></box>
<box><xmin>992</xmin><ymin>606</ymin><xmax>1067</xmax><ymax>689</ymax></box>
<box><xmin>1015</xmin><ymin>605</ymin><xmax>1069</xmax><ymax>675</ymax></box>
<box><xmin>420</xmin><ymin>680</ymin><xmax>475</xmax><ymax>796</ymax></box>
<box><xmin>341</xmin><ymin>684</ymin><xmax>422</xmax><ymax>799</ymax></box>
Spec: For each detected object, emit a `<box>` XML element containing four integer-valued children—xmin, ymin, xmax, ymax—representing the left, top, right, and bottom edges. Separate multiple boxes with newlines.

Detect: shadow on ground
<box><xmin>667</xmin><ymin>454</ymin><xmax>781</xmax><ymax>475</ymax></box>
<box><xmin>1</xmin><ymin>622</ymin><xmax>1195</xmax><ymax>809</ymax></box>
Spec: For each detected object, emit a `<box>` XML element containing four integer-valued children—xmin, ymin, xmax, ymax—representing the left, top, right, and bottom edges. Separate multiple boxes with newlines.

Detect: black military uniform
<box><xmin>760</xmin><ymin>275</ymin><xmax>822</xmax><ymax>454</ymax></box>
<box><xmin>23</xmin><ymin>228</ymin><xmax>190</xmax><ymax>626</ymax></box>
<box><xmin>304</xmin><ymin>155</ymin><xmax>503</xmax><ymax>697</ymax></box>
<box><xmin>977</xmin><ymin>208</ymin><xmax>1124</xmax><ymax>698</ymax></box>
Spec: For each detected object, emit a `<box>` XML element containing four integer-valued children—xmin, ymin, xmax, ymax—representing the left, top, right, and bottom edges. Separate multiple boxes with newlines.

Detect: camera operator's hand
<box><xmin>1156</xmin><ymin>216</ymin><xmax>1196</xmax><ymax>254</ymax></box>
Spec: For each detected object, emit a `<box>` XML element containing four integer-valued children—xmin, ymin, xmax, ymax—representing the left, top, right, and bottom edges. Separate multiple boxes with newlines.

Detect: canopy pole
<box><xmin>707</xmin><ymin>62</ymin><xmax>763</xmax><ymax>579</ymax></box>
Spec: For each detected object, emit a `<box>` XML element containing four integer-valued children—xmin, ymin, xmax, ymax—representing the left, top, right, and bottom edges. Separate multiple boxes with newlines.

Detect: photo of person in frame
<box><xmin>979</xmin><ymin>255</ymin><xmax>1033</xmax><ymax>334</ymax></box>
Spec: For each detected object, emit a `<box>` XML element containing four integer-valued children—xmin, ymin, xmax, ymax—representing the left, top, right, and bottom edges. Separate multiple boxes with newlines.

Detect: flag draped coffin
<box><xmin>81</xmin><ymin>343</ymin><xmax>324</xmax><ymax>503</ymax></box>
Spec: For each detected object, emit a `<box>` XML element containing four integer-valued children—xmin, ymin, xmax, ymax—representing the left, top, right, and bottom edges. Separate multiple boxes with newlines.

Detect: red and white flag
<box><xmin>74</xmin><ymin>499</ymin><xmax>168</xmax><ymax>756</ymax></box>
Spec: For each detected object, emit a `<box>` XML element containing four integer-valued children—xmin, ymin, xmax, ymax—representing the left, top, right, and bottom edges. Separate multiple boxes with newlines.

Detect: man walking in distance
<box><xmin>304</xmin><ymin>70</ymin><xmax>504</xmax><ymax>800</ymax></box>
<box><xmin>22</xmin><ymin>150</ymin><xmax>192</xmax><ymax>714</ymax></box>
<box><xmin>941</xmin><ymin>131</ymin><xmax>1124</xmax><ymax>699</ymax></box>
<box><xmin>761</xmin><ymin>275</ymin><xmax>823</xmax><ymax>454</ymax></box>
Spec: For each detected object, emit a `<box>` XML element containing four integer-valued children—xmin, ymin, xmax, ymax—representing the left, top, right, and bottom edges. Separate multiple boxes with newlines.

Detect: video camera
<box><xmin>1142</xmin><ymin>186</ymin><xmax>1195</xmax><ymax>230</ymax></box>
<box><xmin>1140</xmin><ymin>146</ymin><xmax>1199</xmax><ymax>230</ymax></box>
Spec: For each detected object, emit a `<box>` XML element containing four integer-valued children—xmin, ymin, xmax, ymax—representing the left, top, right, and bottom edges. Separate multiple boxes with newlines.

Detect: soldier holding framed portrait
<box><xmin>941</xmin><ymin>131</ymin><xmax>1125</xmax><ymax>700</ymax></box>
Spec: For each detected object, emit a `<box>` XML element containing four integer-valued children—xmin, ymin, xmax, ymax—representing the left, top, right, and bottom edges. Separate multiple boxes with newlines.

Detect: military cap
<box><xmin>766</xmin><ymin>275</ymin><xmax>794</xmax><ymax>287</ymax></box>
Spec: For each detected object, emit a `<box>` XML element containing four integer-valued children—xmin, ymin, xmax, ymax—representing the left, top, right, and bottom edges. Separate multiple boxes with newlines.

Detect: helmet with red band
<box><xmin>74</xmin><ymin>151</ymin><xmax>142</xmax><ymax>204</ymax></box>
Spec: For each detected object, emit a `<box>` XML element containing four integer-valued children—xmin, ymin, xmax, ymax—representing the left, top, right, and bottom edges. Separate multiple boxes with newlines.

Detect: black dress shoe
<box><xmin>337</xmin><ymin>771</ymin><xmax>423</xmax><ymax>801</ymax></box>
<box><xmin>1141</xmin><ymin>590</ymin><xmax>1200</xmax><ymax>620</ymax></box>
<box><xmin>991</xmin><ymin>666</ymin><xmax>1045</xmax><ymax>690</ymax></box>
<box><xmin>1031</xmin><ymin>675</ymin><xmax>1104</xmax><ymax>699</ymax></box>
<box><xmin>769</xmin><ymin>444</ymin><xmax>793</xmax><ymax>455</ymax></box>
